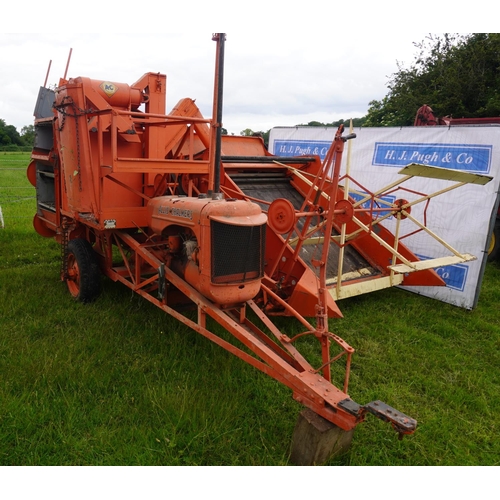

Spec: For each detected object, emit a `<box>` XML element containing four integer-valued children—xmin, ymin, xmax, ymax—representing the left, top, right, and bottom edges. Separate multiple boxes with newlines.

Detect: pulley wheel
<box><xmin>179</xmin><ymin>174</ymin><xmax>200</xmax><ymax>195</ymax></box>
<box><xmin>393</xmin><ymin>199</ymin><xmax>410</xmax><ymax>219</ymax></box>
<box><xmin>27</xmin><ymin>160</ymin><xmax>37</xmax><ymax>187</ymax></box>
<box><xmin>153</xmin><ymin>173</ymin><xmax>168</xmax><ymax>196</ymax></box>
<box><xmin>334</xmin><ymin>199</ymin><xmax>354</xmax><ymax>224</ymax></box>
<box><xmin>268</xmin><ymin>198</ymin><xmax>296</xmax><ymax>234</ymax></box>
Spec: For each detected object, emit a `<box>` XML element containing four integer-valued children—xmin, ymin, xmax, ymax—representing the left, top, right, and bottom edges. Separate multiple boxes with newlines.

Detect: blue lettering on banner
<box><xmin>349</xmin><ymin>192</ymin><xmax>396</xmax><ymax>218</ymax></box>
<box><xmin>416</xmin><ymin>254</ymin><xmax>468</xmax><ymax>291</ymax></box>
<box><xmin>373</xmin><ymin>142</ymin><xmax>492</xmax><ymax>174</ymax></box>
<box><xmin>274</xmin><ymin>140</ymin><xmax>331</xmax><ymax>160</ymax></box>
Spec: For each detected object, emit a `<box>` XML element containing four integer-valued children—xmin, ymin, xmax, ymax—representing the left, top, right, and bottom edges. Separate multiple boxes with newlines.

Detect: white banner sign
<box><xmin>269</xmin><ymin>125</ymin><xmax>500</xmax><ymax>309</ymax></box>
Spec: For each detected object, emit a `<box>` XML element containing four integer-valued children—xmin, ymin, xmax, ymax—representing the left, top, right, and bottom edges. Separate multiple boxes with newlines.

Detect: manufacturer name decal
<box><xmin>158</xmin><ymin>205</ymin><xmax>193</xmax><ymax>220</ymax></box>
<box><xmin>100</xmin><ymin>81</ymin><xmax>119</xmax><ymax>98</ymax></box>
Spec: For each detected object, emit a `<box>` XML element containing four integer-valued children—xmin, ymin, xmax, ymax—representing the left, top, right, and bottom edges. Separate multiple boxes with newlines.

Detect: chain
<box><xmin>54</xmin><ymin>97</ymin><xmax>93</xmax><ymax>192</ymax></box>
<box><xmin>75</xmin><ymin>108</ymin><xmax>82</xmax><ymax>192</ymax></box>
<box><xmin>60</xmin><ymin>218</ymin><xmax>70</xmax><ymax>280</ymax></box>
<box><xmin>54</xmin><ymin>96</ymin><xmax>93</xmax><ymax>130</ymax></box>
<box><xmin>60</xmin><ymin>217</ymin><xmax>78</xmax><ymax>281</ymax></box>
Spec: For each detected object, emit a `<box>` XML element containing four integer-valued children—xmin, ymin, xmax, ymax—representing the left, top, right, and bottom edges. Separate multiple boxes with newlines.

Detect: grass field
<box><xmin>1</xmin><ymin>152</ymin><xmax>499</xmax><ymax>466</ymax></box>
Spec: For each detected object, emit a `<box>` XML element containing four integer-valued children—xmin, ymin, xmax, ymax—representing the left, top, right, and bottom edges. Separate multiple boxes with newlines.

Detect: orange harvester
<box><xmin>28</xmin><ymin>34</ymin><xmax>487</xmax><ymax>453</ymax></box>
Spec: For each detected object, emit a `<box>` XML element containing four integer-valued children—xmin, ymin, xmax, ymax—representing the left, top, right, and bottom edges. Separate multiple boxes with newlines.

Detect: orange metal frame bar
<box><xmin>98</xmin><ymin>229</ymin><xmax>362</xmax><ymax>432</ymax></box>
<box><xmin>92</xmin><ymin>109</ymin><xmax>214</xmax><ymax>174</ymax></box>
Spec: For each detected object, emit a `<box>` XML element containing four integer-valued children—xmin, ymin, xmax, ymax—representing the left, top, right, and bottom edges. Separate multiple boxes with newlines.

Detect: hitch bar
<box><xmin>338</xmin><ymin>399</ymin><xmax>417</xmax><ymax>439</ymax></box>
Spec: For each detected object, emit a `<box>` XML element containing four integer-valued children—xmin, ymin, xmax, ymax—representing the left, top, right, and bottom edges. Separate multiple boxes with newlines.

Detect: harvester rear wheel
<box><xmin>65</xmin><ymin>239</ymin><xmax>101</xmax><ymax>303</ymax></box>
<box><xmin>488</xmin><ymin>221</ymin><xmax>500</xmax><ymax>262</ymax></box>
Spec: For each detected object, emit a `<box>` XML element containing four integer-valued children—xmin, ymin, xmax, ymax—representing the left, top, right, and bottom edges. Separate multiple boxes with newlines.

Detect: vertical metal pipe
<box><xmin>43</xmin><ymin>60</ymin><xmax>52</xmax><ymax>88</ymax></box>
<box><xmin>212</xmin><ymin>33</ymin><xmax>226</xmax><ymax>195</ymax></box>
<box><xmin>63</xmin><ymin>48</ymin><xmax>73</xmax><ymax>81</ymax></box>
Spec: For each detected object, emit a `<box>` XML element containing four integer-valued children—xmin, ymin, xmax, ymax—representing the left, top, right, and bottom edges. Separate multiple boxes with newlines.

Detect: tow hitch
<box><xmin>339</xmin><ymin>398</ymin><xmax>417</xmax><ymax>439</ymax></box>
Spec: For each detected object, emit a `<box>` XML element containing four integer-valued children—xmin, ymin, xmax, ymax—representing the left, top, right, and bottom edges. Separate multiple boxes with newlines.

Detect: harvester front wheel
<box><xmin>65</xmin><ymin>239</ymin><xmax>101</xmax><ymax>303</ymax></box>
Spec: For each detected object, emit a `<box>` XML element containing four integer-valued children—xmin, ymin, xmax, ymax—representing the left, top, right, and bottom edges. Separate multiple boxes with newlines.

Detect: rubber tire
<box><xmin>487</xmin><ymin>221</ymin><xmax>500</xmax><ymax>262</ymax></box>
<box><xmin>65</xmin><ymin>239</ymin><xmax>101</xmax><ymax>303</ymax></box>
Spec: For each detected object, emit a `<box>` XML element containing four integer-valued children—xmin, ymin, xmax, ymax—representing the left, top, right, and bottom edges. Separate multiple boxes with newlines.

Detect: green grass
<box><xmin>1</xmin><ymin>152</ymin><xmax>499</xmax><ymax>465</ymax></box>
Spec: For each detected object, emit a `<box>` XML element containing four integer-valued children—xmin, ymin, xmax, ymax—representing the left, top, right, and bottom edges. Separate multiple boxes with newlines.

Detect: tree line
<box><xmin>240</xmin><ymin>34</ymin><xmax>500</xmax><ymax>143</ymax></box>
<box><xmin>238</xmin><ymin>117</ymin><xmax>367</xmax><ymax>148</ymax></box>
<box><xmin>0</xmin><ymin>119</ymin><xmax>34</xmax><ymax>151</ymax></box>
<box><xmin>364</xmin><ymin>33</ymin><xmax>500</xmax><ymax>126</ymax></box>
<box><xmin>5</xmin><ymin>34</ymin><xmax>499</xmax><ymax>151</ymax></box>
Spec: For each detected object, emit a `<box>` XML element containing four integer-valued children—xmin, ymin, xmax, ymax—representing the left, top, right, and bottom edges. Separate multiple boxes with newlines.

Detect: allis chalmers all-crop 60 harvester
<box><xmin>28</xmin><ymin>34</ymin><xmax>491</xmax><ymax>461</ymax></box>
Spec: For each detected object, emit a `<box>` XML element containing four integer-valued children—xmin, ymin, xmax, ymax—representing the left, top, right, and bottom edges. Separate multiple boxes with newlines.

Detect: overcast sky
<box><xmin>0</xmin><ymin>31</ymin><xmax>443</xmax><ymax>135</ymax></box>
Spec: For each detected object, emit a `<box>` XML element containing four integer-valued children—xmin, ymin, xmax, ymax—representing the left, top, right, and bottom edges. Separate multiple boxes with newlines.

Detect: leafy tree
<box><xmin>20</xmin><ymin>125</ymin><xmax>35</xmax><ymax>147</ymax></box>
<box><xmin>0</xmin><ymin>130</ymin><xmax>11</xmax><ymax>145</ymax></box>
<box><xmin>240</xmin><ymin>128</ymin><xmax>256</xmax><ymax>136</ymax></box>
<box><xmin>0</xmin><ymin>118</ymin><xmax>22</xmax><ymax>146</ymax></box>
<box><xmin>364</xmin><ymin>33</ymin><xmax>500</xmax><ymax>126</ymax></box>
<box><xmin>239</xmin><ymin>128</ymin><xmax>270</xmax><ymax>148</ymax></box>
<box><xmin>297</xmin><ymin>118</ymin><xmax>367</xmax><ymax>128</ymax></box>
